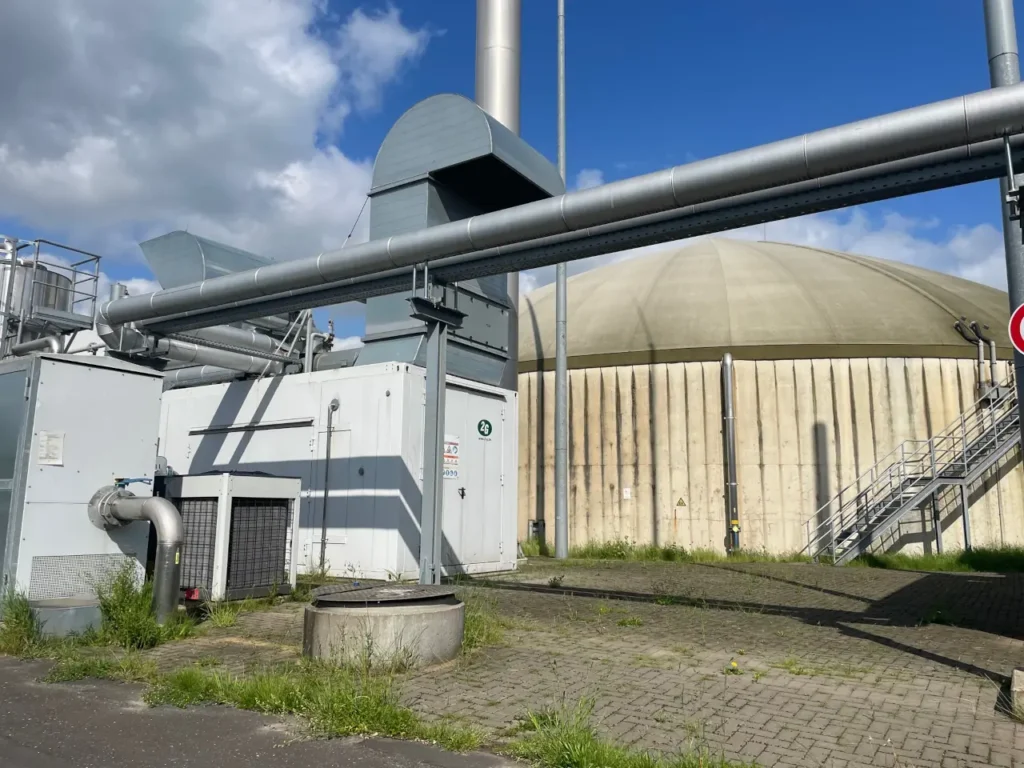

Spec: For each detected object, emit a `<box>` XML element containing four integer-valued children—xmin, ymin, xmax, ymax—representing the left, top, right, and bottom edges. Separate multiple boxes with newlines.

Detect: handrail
<box><xmin>803</xmin><ymin>373</ymin><xmax>1018</xmax><ymax>559</ymax></box>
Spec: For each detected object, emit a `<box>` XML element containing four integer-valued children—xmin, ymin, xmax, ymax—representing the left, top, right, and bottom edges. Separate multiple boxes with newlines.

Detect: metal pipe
<box><xmin>165</xmin><ymin>331</ymin><xmax>295</xmax><ymax>364</ymax></box>
<box><xmin>304</xmin><ymin>313</ymin><xmax>315</xmax><ymax>372</ymax></box>
<box><xmin>163</xmin><ymin>365</ymin><xmax>244</xmax><ymax>390</ymax></box>
<box><xmin>319</xmin><ymin>398</ymin><xmax>340</xmax><ymax>571</ymax></box>
<box><xmin>1</xmin><ymin>238</ymin><xmax>19</xmax><ymax>357</ymax></box>
<box><xmin>141</xmin><ymin>135</ymin><xmax>1024</xmax><ymax>333</ymax></box>
<box><xmin>977</xmin><ymin>339</ymin><xmax>986</xmax><ymax>389</ymax></box>
<box><xmin>99</xmin><ymin>81</ymin><xmax>1024</xmax><ymax>329</ymax></box>
<box><xmin>985</xmin><ymin>0</ymin><xmax>1024</xmax><ymax>447</ymax></box>
<box><xmin>476</xmin><ymin>0</ymin><xmax>522</xmax><ymax>392</ymax></box>
<box><xmin>182</xmin><ymin>324</ymin><xmax>287</xmax><ymax>356</ymax></box>
<box><xmin>553</xmin><ymin>0</ymin><xmax>569</xmax><ymax>560</ymax></box>
<box><xmin>989</xmin><ymin>340</ymin><xmax>999</xmax><ymax>385</ymax></box>
<box><xmin>722</xmin><ymin>353</ymin><xmax>740</xmax><ymax>552</ymax></box>
<box><xmin>10</xmin><ymin>335</ymin><xmax>61</xmax><ymax>356</ymax></box>
<box><xmin>88</xmin><ymin>489</ymin><xmax>183</xmax><ymax>625</ymax></box>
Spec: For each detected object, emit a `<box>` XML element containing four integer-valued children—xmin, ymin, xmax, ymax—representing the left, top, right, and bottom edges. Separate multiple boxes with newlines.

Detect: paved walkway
<box><xmin>143</xmin><ymin>561</ymin><xmax>1024</xmax><ymax>768</ymax></box>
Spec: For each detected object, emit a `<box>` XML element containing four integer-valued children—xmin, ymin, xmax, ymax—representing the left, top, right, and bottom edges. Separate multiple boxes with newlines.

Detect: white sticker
<box><xmin>622</xmin><ymin>487</ymin><xmax>632</xmax><ymax>500</ymax></box>
<box><xmin>37</xmin><ymin>431</ymin><xmax>65</xmax><ymax>466</ymax></box>
<box><xmin>443</xmin><ymin>435</ymin><xmax>460</xmax><ymax>480</ymax></box>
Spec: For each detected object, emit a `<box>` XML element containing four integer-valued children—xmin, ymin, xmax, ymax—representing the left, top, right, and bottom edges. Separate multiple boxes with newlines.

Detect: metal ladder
<box><xmin>802</xmin><ymin>377</ymin><xmax>1021</xmax><ymax>564</ymax></box>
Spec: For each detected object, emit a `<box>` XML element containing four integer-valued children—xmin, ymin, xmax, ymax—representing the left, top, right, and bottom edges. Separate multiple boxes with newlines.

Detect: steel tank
<box><xmin>0</xmin><ymin>259</ymin><xmax>75</xmax><ymax>333</ymax></box>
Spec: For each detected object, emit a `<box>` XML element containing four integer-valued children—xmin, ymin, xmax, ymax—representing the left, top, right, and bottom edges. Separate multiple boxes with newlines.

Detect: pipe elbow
<box><xmin>139</xmin><ymin>496</ymin><xmax>184</xmax><ymax>546</ymax></box>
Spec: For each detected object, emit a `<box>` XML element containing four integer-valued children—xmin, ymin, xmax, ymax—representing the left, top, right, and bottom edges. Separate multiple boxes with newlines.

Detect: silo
<box><xmin>520</xmin><ymin>238</ymin><xmax>1024</xmax><ymax>555</ymax></box>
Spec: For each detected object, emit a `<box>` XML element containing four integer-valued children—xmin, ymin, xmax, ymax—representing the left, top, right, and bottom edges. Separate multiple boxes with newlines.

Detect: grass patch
<box><xmin>96</xmin><ymin>563</ymin><xmax>195</xmax><ymax>650</ymax></box>
<box><xmin>507</xmin><ymin>698</ymin><xmax>749</xmax><ymax>768</ymax></box>
<box><xmin>849</xmin><ymin>547</ymin><xmax>1024</xmax><ymax>573</ymax></box>
<box><xmin>519</xmin><ymin>538</ymin><xmax>544</xmax><ymax>558</ymax></box>
<box><xmin>145</xmin><ymin>661</ymin><xmax>481</xmax><ymax>751</ymax></box>
<box><xmin>566</xmin><ymin>539</ymin><xmax>809</xmax><ymax>564</ymax></box>
<box><xmin>773</xmin><ymin>656</ymin><xmax>865</xmax><ymax>679</ymax></box>
<box><xmin>616</xmin><ymin>616</ymin><xmax>643</xmax><ymax>627</ymax></box>
<box><xmin>460</xmin><ymin>590</ymin><xmax>511</xmax><ymax>653</ymax></box>
<box><xmin>0</xmin><ymin>589</ymin><xmax>42</xmax><ymax>655</ymax></box>
<box><xmin>202</xmin><ymin>601</ymin><xmax>241</xmax><ymax>628</ymax></box>
<box><xmin>44</xmin><ymin>651</ymin><xmax>157</xmax><ymax>684</ymax></box>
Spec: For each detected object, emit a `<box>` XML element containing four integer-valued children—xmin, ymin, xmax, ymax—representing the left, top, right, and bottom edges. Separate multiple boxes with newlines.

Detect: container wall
<box><xmin>518</xmin><ymin>357</ymin><xmax>1024</xmax><ymax>555</ymax></box>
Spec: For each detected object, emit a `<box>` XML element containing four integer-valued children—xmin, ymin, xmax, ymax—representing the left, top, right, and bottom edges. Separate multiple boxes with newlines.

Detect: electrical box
<box><xmin>0</xmin><ymin>354</ymin><xmax>163</xmax><ymax>603</ymax></box>
<box><xmin>163</xmin><ymin>472</ymin><xmax>301</xmax><ymax>602</ymax></box>
<box><xmin>158</xmin><ymin>362</ymin><xmax>518</xmax><ymax>581</ymax></box>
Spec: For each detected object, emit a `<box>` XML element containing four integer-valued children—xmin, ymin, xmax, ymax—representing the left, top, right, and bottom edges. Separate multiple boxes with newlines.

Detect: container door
<box><xmin>0</xmin><ymin>369</ymin><xmax>30</xmax><ymax>584</ymax></box>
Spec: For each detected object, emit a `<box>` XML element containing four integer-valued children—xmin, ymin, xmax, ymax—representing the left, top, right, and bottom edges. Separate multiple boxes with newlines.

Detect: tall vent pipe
<box><xmin>721</xmin><ymin>353</ymin><xmax>740</xmax><ymax>553</ymax></box>
<box><xmin>476</xmin><ymin>0</ymin><xmax>522</xmax><ymax>392</ymax></box>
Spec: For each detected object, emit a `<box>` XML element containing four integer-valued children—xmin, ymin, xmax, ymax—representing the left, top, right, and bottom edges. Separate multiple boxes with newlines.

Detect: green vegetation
<box><xmin>519</xmin><ymin>538</ymin><xmax>544</xmax><ymax>558</ymax></box>
<box><xmin>0</xmin><ymin>590</ymin><xmax>41</xmax><ymax>655</ymax></box>
<box><xmin>565</xmin><ymin>539</ymin><xmax>810</xmax><ymax>564</ymax></box>
<box><xmin>507</xmin><ymin>698</ymin><xmax>751</xmax><ymax>768</ymax></box>
<box><xmin>773</xmin><ymin>656</ymin><xmax>865</xmax><ymax>679</ymax></box>
<box><xmin>616</xmin><ymin>616</ymin><xmax>643</xmax><ymax>627</ymax></box>
<box><xmin>146</xmin><ymin>661</ymin><xmax>482</xmax><ymax>751</ymax></box>
<box><xmin>460</xmin><ymin>590</ymin><xmax>513</xmax><ymax>653</ymax></box>
<box><xmin>96</xmin><ymin>564</ymin><xmax>195</xmax><ymax>650</ymax></box>
<box><xmin>44</xmin><ymin>651</ymin><xmax>157</xmax><ymax>684</ymax></box>
<box><xmin>202</xmin><ymin>601</ymin><xmax>242</xmax><ymax>628</ymax></box>
<box><xmin>849</xmin><ymin>546</ymin><xmax>1024</xmax><ymax>573</ymax></box>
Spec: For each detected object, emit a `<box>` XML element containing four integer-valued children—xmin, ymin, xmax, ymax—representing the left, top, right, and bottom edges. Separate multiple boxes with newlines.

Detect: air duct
<box><xmin>163</xmin><ymin>365</ymin><xmax>244</xmax><ymax>390</ymax></box>
<box><xmin>100</xmin><ymin>82</ymin><xmax>1024</xmax><ymax>330</ymax></box>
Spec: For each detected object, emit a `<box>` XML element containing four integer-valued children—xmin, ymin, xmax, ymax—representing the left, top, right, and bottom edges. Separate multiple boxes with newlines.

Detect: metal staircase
<box><xmin>803</xmin><ymin>377</ymin><xmax>1021</xmax><ymax>564</ymax></box>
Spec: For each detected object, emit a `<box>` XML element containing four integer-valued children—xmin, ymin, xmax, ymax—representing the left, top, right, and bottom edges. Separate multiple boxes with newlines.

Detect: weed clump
<box><xmin>96</xmin><ymin>563</ymin><xmax>194</xmax><ymax>650</ymax></box>
<box><xmin>0</xmin><ymin>589</ymin><xmax>41</xmax><ymax>655</ymax></box>
<box><xmin>567</xmin><ymin>540</ymin><xmax>809</xmax><ymax>564</ymax></box>
<box><xmin>459</xmin><ymin>590</ymin><xmax>511</xmax><ymax>653</ymax></box>
<box><xmin>850</xmin><ymin>547</ymin><xmax>1024</xmax><ymax>573</ymax></box>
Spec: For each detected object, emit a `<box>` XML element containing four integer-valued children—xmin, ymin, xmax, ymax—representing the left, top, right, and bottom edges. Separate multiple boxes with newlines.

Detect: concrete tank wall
<box><xmin>518</xmin><ymin>357</ymin><xmax>1024</xmax><ymax>555</ymax></box>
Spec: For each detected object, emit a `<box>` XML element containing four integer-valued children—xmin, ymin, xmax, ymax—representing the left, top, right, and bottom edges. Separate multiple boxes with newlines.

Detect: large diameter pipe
<box><xmin>98</xmin><ymin>83</ymin><xmax>1024</xmax><ymax>329</ymax></box>
<box><xmin>163</xmin><ymin>365</ymin><xmax>244</xmax><ymax>390</ymax></box>
<box><xmin>985</xmin><ymin>0</ymin><xmax>1024</xmax><ymax>446</ymax></box>
<box><xmin>553</xmin><ymin>0</ymin><xmax>569</xmax><ymax>560</ymax></box>
<box><xmin>88</xmin><ymin>488</ymin><xmax>183</xmax><ymax>625</ymax></box>
<box><xmin>10</xmin><ymin>335</ymin><xmax>61</xmax><ymax>356</ymax></box>
<box><xmin>476</xmin><ymin>0</ymin><xmax>522</xmax><ymax>392</ymax></box>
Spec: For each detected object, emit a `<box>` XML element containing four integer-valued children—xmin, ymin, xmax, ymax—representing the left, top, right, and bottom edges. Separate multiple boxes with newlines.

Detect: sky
<box><xmin>0</xmin><ymin>0</ymin><xmax>1019</xmax><ymax>346</ymax></box>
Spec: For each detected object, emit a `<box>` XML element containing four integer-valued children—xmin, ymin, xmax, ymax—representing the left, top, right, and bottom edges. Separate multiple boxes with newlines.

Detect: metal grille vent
<box><xmin>178</xmin><ymin>497</ymin><xmax>217</xmax><ymax>592</ymax></box>
<box><xmin>28</xmin><ymin>554</ymin><xmax>141</xmax><ymax>601</ymax></box>
<box><xmin>226</xmin><ymin>497</ymin><xmax>292</xmax><ymax>591</ymax></box>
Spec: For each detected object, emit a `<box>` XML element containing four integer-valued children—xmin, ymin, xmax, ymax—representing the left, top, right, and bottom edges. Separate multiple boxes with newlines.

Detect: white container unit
<box><xmin>162</xmin><ymin>473</ymin><xmax>302</xmax><ymax>602</ymax></box>
<box><xmin>158</xmin><ymin>363</ymin><xmax>518</xmax><ymax>581</ymax></box>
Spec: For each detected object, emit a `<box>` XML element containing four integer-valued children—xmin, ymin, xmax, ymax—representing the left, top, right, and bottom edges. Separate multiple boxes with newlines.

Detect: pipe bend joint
<box><xmin>137</xmin><ymin>496</ymin><xmax>185</xmax><ymax>546</ymax></box>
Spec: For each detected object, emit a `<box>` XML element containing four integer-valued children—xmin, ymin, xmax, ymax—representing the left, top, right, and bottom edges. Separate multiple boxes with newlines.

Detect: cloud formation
<box><xmin>0</xmin><ymin>0</ymin><xmax>429</xmax><ymax>262</ymax></box>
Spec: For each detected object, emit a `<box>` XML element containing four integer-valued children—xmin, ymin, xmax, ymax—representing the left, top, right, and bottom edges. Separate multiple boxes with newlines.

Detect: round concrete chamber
<box><xmin>303</xmin><ymin>583</ymin><xmax>465</xmax><ymax>668</ymax></box>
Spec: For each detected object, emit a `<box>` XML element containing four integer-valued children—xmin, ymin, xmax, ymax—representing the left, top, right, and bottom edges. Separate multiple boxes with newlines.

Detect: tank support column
<box><xmin>410</xmin><ymin>272</ymin><xmax>466</xmax><ymax>586</ymax></box>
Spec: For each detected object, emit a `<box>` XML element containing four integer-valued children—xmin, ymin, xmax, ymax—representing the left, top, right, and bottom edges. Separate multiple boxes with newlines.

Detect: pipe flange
<box><xmin>88</xmin><ymin>485</ymin><xmax>133</xmax><ymax>530</ymax></box>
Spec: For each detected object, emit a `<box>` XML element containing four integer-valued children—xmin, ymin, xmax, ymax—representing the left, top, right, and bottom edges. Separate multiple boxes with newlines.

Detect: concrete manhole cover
<box><xmin>311</xmin><ymin>583</ymin><xmax>457</xmax><ymax>605</ymax></box>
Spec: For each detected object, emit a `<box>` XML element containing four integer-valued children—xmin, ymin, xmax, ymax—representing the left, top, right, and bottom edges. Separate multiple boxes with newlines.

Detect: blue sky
<box><xmin>0</xmin><ymin>0</ymin><xmax>1019</xmax><ymax>342</ymax></box>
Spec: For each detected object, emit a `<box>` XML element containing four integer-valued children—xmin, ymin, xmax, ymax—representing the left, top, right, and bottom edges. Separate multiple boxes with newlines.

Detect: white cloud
<box><xmin>333</xmin><ymin>335</ymin><xmax>365</xmax><ymax>350</ymax></box>
<box><xmin>0</xmin><ymin>0</ymin><xmax>430</xmax><ymax>262</ymax></box>
<box><xmin>574</xmin><ymin>168</ymin><xmax>605</xmax><ymax>190</ymax></box>
<box><xmin>520</xmin><ymin>204</ymin><xmax>1010</xmax><ymax>296</ymax></box>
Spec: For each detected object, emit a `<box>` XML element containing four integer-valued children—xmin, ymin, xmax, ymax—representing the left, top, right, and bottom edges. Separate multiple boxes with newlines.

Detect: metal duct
<box><xmin>163</xmin><ymin>365</ymin><xmax>244</xmax><ymax>390</ymax></box>
<box><xmin>100</xmin><ymin>82</ymin><xmax>1024</xmax><ymax>329</ymax></box>
<box><xmin>88</xmin><ymin>488</ymin><xmax>183</xmax><ymax>625</ymax></box>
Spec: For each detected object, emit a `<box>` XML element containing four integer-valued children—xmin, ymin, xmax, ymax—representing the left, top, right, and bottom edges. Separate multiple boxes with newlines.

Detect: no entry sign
<box><xmin>1010</xmin><ymin>304</ymin><xmax>1024</xmax><ymax>355</ymax></box>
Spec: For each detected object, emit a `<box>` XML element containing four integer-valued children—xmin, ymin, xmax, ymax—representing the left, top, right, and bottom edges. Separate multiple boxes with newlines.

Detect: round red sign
<box><xmin>1010</xmin><ymin>304</ymin><xmax>1024</xmax><ymax>355</ymax></box>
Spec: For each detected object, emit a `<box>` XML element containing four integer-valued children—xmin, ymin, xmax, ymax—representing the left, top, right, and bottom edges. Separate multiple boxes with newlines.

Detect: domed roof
<box><xmin>520</xmin><ymin>238</ymin><xmax>1013</xmax><ymax>370</ymax></box>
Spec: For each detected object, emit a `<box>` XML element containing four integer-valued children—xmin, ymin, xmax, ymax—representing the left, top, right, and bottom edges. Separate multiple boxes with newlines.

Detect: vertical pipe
<box><xmin>319</xmin><ymin>399</ymin><xmax>339</xmax><ymax>571</ymax></box>
<box><xmin>1</xmin><ymin>238</ymin><xmax>19</xmax><ymax>357</ymax></box>
<box><xmin>476</xmin><ymin>0</ymin><xmax>522</xmax><ymax>393</ymax></box>
<box><xmin>961</xmin><ymin>484</ymin><xmax>973</xmax><ymax>551</ymax></box>
<box><xmin>304</xmin><ymin>313</ymin><xmax>315</xmax><ymax>373</ymax></box>
<box><xmin>722</xmin><ymin>353</ymin><xmax>740</xmax><ymax>552</ymax></box>
<box><xmin>988</xmin><ymin>340</ymin><xmax>999</xmax><ymax>386</ymax></box>
<box><xmin>419</xmin><ymin>319</ymin><xmax>449</xmax><ymax>584</ymax></box>
<box><xmin>984</xmin><ymin>0</ymin><xmax>1024</xmax><ymax>444</ymax></box>
<box><xmin>977</xmin><ymin>339</ymin><xmax>986</xmax><ymax>393</ymax></box>
<box><xmin>553</xmin><ymin>0</ymin><xmax>569</xmax><ymax>560</ymax></box>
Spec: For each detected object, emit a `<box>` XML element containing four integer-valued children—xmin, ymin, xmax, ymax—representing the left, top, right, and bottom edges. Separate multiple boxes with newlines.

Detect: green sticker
<box><xmin>477</xmin><ymin>419</ymin><xmax>493</xmax><ymax>437</ymax></box>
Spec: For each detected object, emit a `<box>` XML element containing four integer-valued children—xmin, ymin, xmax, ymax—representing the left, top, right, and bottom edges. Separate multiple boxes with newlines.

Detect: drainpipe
<box><xmin>88</xmin><ymin>487</ymin><xmax>183</xmax><ymax>625</ymax></box>
<box><xmin>970</xmin><ymin>321</ymin><xmax>999</xmax><ymax>387</ymax></box>
<box><xmin>319</xmin><ymin>398</ymin><xmax>340</xmax><ymax>571</ymax></box>
<box><xmin>721</xmin><ymin>353</ymin><xmax>740</xmax><ymax>553</ymax></box>
<box><xmin>10</xmin><ymin>335</ymin><xmax>61</xmax><ymax>356</ymax></box>
<box><xmin>954</xmin><ymin>319</ymin><xmax>986</xmax><ymax>394</ymax></box>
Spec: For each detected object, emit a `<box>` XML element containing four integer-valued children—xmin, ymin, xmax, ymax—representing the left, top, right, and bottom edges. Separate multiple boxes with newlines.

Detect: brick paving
<box><xmin>142</xmin><ymin>562</ymin><xmax>1024</xmax><ymax>767</ymax></box>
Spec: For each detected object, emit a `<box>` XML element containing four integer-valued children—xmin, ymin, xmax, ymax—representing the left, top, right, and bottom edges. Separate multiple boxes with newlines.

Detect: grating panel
<box><xmin>226</xmin><ymin>497</ymin><xmax>291</xmax><ymax>591</ymax></box>
<box><xmin>29</xmin><ymin>554</ymin><xmax>142</xmax><ymax>601</ymax></box>
<box><xmin>178</xmin><ymin>497</ymin><xmax>218</xmax><ymax>592</ymax></box>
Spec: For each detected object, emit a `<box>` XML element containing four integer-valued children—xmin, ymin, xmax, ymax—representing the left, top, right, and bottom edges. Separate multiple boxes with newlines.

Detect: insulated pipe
<box><xmin>165</xmin><ymin>331</ymin><xmax>295</xmax><ymax>364</ymax></box>
<box><xmin>1</xmin><ymin>238</ymin><xmax>19</xmax><ymax>357</ymax></box>
<box><xmin>163</xmin><ymin>365</ymin><xmax>244</xmax><ymax>390</ymax></box>
<box><xmin>10</xmin><ymin>335</ymin><xmax>61</xmax><ymax>356</ymax></box>
<box><xmin>88</xmin><ymin>488</ymin><xmax>183</xmax><ymax>625</ymax></box>
<box><xmin>98</xmin><ymin>83</ymin><xmax>1024</xmax><ymax>329</ymax></box>
<box><xmin>722</xmin><ymin>353</ymin><xmax>740</xmax><ymax>553</ymax></box>
<box><xmin>476</xmin><ymin>0</ymin><xmax>522</xmax><ymax>392</ymax></box>
<box><xmin>182</xmin><ymin>324</ymin><xmax>286</xmax><ymax>356</ymax></box>
<box><xmin>985</xmin><ymin>0</ymin><xmax>1024</xmax><ymax>443</ymax></box>
<box><xmin>319</xmin><ymin>399</ymin><xmax>340</xmax><ymax>571</ymax></box>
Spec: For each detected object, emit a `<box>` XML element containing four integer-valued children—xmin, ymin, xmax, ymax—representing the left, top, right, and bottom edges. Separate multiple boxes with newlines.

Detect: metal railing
<box><xmin>803</xmin><ymin>375</ymin><xmax>1020</xmax><ymax>563</ymax></box>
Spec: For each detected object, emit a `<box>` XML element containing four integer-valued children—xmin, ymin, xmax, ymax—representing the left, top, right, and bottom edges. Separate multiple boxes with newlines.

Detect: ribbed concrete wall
<box><xmin>518</xmin><ymin>358</ymin><xmax>1024</xmax><ymax>555</ymax></box>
